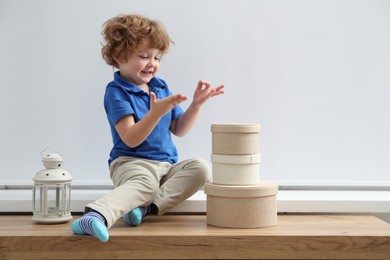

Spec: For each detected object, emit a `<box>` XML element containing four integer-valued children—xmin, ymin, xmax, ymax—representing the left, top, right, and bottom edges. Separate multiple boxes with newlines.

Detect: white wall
<box><xmin>1</xmin><ymin>0</ymin><xmax>390</xmax><ymax>187</ymax></box>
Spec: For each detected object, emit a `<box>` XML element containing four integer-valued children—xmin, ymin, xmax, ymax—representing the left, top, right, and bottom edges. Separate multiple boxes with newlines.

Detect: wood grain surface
<box><xmin>1</xmin><ymin>214</ymin><xmax>390</xmax><ymax>259</ymax></box>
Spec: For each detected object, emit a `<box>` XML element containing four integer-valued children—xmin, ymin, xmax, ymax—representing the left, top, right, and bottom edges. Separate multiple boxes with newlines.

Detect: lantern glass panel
<box><xmin>64</xmin><ymin>183</ymin><xmax>71</xmax><ymax>213</ymax></box>
<box><xmin>33</xmin><ymin>184</ymin><xmax>44</xmax><ymax>214</ymax></box>
<box><xmin>47</xmin><ymin>185</ymin><xmax>62</xmax><ymax>214</ymax></box>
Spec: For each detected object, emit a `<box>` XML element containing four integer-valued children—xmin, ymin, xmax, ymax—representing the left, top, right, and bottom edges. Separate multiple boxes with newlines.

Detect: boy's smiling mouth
<box><xmin>141</xmin><ymin>70</ymin><xmax>153</xmax><ymax>75</ymax></box>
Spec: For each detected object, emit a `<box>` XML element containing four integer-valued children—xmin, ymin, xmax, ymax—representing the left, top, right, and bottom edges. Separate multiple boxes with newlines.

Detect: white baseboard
<box><xmin>1</xmin><ymin>188</ymin><xmax>390</xmax><ymax>214</ymax></box>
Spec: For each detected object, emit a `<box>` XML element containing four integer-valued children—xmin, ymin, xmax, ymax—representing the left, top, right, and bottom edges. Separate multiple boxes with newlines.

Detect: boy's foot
<box><xmin>71</xmin><ymin>210</ymin><xmax>109</xmax><ymax>242</ymax></box>
<box><xmin>123</xmin><ymin>204</ymin><xmax>158</xmax><ymax>226</ymax></box>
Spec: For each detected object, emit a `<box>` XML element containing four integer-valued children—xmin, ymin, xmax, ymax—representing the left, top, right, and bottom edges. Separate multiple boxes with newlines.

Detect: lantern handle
<box><xmin>40</xmin><ymin>147</ymin><xmax>62</xmax><ymax>159</ymax></box>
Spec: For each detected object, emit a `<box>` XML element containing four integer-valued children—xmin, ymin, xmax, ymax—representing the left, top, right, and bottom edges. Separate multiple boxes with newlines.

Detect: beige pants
<box><xmin>86</xmin><ymin>156</ymin><xmax>210</xmax><ymax>227</ymax></box>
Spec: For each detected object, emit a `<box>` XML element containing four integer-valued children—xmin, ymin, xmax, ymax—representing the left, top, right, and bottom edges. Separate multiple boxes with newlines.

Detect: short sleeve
<box><xmin>104</xmin><ymin>85</ymin><xmax>134</xmax><ymax>126</ymax></box>
<box><xmin>171</xmin><ymin>104</ymin><xmax>184</xmax><ymax>121</ymax></box>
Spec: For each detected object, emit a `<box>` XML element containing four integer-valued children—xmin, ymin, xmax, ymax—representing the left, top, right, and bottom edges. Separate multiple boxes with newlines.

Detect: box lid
<box><xmin>211</xmin><ymin>154</ymin><xmax>261</xmax><ymax>164</ymax></box>
<box><xmin>205</xmin><ymin>182</ymin><xmax>278</xmax><ymax>197</ymax></box>
<box><xmin>211</xmin><ymin>123</ymin><xmax>261</xmax><ymax>133</ymax></box>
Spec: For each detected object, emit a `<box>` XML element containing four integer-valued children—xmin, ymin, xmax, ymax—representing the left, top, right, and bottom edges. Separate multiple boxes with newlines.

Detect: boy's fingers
<box><xmin>215</xmin><ymin>85</ymin><xmax>225</xmax><ymax>91</ymax></box>
<box><xmin>149</xmin><ymin>92</ymin><xmax>156</xmax><ymax>102</ymax></box>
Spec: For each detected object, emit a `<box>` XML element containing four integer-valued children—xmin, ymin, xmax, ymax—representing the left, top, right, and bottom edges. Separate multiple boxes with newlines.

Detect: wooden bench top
<box><xmin>1</xmin><ymin>214</ymin><xmax>390</xmax><ymax>259</ymax></box>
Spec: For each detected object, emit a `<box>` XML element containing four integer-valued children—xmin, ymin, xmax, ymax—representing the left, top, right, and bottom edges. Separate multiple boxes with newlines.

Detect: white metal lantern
<box><xmin>32</xmin><ymin>149</ymin><xmax>73</xmax><ymax>223</ymax></box>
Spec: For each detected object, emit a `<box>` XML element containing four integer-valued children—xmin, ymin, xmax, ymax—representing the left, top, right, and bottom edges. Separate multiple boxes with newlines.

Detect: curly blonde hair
<box><xmin>101</xmin><ymin>14</ymin><xmax>173</xmax><ymax>68</ymax></box>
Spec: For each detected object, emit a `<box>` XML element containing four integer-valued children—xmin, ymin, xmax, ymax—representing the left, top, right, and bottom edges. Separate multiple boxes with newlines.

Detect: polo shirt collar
<box><xmin>114</xmin><ymin>71</ymin><xmax>166</xmax><ymax>93</ymax></box>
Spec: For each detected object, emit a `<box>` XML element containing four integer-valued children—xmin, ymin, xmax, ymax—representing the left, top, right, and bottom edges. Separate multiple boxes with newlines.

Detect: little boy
<box><xmin>71</xmin><ymin>14</ymin><xmax>224</xmax><ymax>242</ymax></box>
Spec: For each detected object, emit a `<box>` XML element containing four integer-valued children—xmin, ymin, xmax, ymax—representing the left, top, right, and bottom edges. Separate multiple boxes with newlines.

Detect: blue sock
<box><xmin>123</xmin><ymin>204</ymin><xmax>157</xmax><ymax>226</ymax></box>
<box><xmin>71</xmin><ymin>210</ymin><xmax>109</xmax><ymax>242</ymax></box>
<box><xmin>123</xmin><ymin>207</ymin><xmax>144</xmax><ymax>226</ymax></box>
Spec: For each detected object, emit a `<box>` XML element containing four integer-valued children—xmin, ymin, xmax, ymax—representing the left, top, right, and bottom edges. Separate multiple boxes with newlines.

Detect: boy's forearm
<box><xmin>121</xmin><ymin>112</ymin><xmax>161</xmax><ymax>148</ymax></box>
<box><xmin>173</xmin><ymin>103</ymin><xmax>201</xmax><ymax>137</ymax></box>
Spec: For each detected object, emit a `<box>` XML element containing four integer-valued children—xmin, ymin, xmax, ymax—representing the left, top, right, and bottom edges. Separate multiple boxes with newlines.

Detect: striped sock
<box><xmin>123</xmin><ymin>204</ymin><xmax>157</xmax><ymax>226</ymax></box>
<box><xmin>71</xmin><ymin>210</ymin><xmax>109</xmax><ymax>242</ymax></box>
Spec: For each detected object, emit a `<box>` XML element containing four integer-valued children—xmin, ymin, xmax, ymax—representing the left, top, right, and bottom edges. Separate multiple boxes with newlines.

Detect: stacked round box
<box><xmin>205</xmin><ymin>123</ymin><xmax>278</xmax><ymax>228</ymax></box>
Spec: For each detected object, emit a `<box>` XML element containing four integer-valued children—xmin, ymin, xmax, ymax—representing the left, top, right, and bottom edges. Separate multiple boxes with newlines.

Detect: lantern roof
<box><xmin>33</xmin><ymin>168</ymin><xmax>73</xmax><ymax>183</ymax></box>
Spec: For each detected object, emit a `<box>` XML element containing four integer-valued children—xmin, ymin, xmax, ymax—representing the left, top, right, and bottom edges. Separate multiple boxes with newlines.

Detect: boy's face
<box><xmin>117</xmin><ymin>43</ymin><xmax>163</xmax><ymax>87</ymax></box>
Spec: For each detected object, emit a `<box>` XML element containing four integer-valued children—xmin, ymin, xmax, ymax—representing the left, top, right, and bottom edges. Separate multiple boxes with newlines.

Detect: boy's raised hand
<box><xmin>149</xmin><ymin>92</ymin><xmax>188</xmax><ymax>118</ymax></box>
<box><xmin>192</xmin><ymin>80</ymin><xmax>224</xmax><ymax>107</ymax></box>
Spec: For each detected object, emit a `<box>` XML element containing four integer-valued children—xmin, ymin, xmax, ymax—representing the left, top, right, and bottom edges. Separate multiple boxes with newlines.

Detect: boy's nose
<box><xmin>147</xmin><ymin>58</ymin><xmax>157</xmax><ymax>67</ymax></box>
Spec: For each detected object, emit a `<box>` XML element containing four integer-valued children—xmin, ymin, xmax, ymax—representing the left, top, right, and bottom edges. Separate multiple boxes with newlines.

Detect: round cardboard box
<box><xmin>211</xmin><ymin>154</ymin><xmax>261</xmax><ymax>185</ymax></box>
<box><xmin>205</xmin><ymin>182</ymin><xmax>278</xmax><ymax>228</ymax></box>
<box><xmin>211</xmin><ymin>124</ymin><xmax>260</xmax><ymax>155</ymax></box>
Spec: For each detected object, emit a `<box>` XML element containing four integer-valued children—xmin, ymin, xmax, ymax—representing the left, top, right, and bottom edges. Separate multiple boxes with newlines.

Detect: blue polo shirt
<box><xmin>104</xmin><ymin>71</ymin><xmax>184</xmax><ymax>166</ymax></box>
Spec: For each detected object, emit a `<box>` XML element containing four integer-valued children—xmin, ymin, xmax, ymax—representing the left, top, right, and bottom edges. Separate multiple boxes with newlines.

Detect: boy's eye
<box><xmin>138</xmin><ymin>54</ymin><xmax>162</xmax><ymax>61</ymax></box>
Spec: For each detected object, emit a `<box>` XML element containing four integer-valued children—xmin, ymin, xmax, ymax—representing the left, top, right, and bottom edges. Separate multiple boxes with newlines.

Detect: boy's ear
<box><xmin>114</xmin><ymin>55</ymin><xmax>126</xmax><ymax>65</ymax></box>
